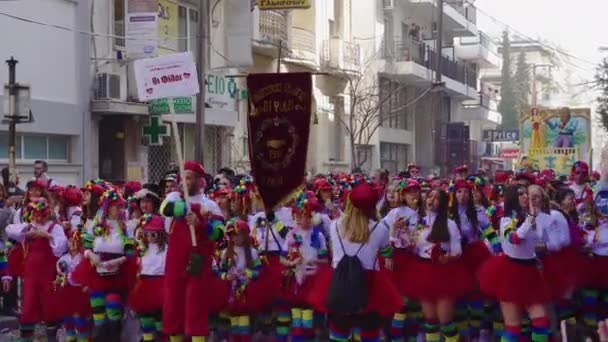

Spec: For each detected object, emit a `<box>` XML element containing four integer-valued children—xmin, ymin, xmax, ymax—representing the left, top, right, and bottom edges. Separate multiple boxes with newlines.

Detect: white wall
<box><xmin>0</xmin><ymin>0</ymin><xmax>79</xmax><ymax>104</ymax></box>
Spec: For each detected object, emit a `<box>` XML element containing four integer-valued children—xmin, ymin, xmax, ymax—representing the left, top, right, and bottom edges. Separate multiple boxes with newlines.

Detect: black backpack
<box><xmin>326</xmin><ymin>221</ymin><xmax>379</xmax><ymax>314</ymax></box>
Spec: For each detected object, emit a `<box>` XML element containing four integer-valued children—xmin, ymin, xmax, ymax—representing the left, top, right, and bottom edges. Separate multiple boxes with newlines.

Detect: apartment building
<box><xmin>0</xmin><ymin>0</ymin><xmax>91</xmax><ymax>184</ymax></box>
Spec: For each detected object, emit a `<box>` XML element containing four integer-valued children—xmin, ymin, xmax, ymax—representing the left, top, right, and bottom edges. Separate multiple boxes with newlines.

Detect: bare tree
<box><xmin>335</xmin><ymin>60</ymin><xmax>433</xmax><ymax>171</ymax></box>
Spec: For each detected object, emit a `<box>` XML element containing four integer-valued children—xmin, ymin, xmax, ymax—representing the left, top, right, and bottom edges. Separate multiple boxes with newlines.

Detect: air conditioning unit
<box><xmin>383</xmin><ymin>0</ymin><xmax>395</xmax><ymax>10</ymax></box>
<box><xmin>95</xmin><ymin>73</ymin><xmax>121</xmax><ymax>100</ymax></box>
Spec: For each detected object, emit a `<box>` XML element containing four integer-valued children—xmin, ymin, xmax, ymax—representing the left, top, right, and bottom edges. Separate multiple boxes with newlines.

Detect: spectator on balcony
<box><xmin>409</xmin><ymin>24</ymin><xmax>421</xmax><ymax>41</ymax></box>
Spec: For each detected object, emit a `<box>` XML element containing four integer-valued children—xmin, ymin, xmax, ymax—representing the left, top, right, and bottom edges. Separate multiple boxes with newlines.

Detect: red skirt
<box><xmin>7</xmin><ymin>244</ymin><xmax>23</xmax><ymax>278</ymax></box>
<box><xmin>401</xmin><ymin>257</ymin><xmax>475</xmax><ymax>301</ymax></box>
<box><xmin>220</xmin><ymin>270</ymin><xmax>277</xmax><ymax>314</ymax></box>
<box><xmin>54</xmin><ymin>284</ymin><xmax>91</xmax><ymax>317</ymax></box>
<box><xmin>71</xmin><ymin>257</ymin><xmax>137</xmax><ymax>292</ymax></box>
<box><xmin>386</xmin><ymin>249</ymin><xmax>414</xmax><ymax>297</ymax></box>
<box><xmin>127</xmin><ymin>276</ymin><xmax>164</xmax><ymax>314</ymax></box>
<box><xmin>478</xmin><ymin>255</ymin><xmax>551</xmax><ymax>307</ymax></box>
<box><xmin>307</xmin><ymin>268</ymin><xmax>402</xmax><ymax>318</ymax></box>
<box><xmin>281</xmin><ymin>266</ymin><xmax>331</xmax><ymax>307</ymax></box>
<box><xmin>581</xmin><ymin>255</ymin><xmax>608</xmax><ymax>289</ymax></box>
<box><xmin>462</xmin><ymin>240</ymin><xmax>492</xmax><ymax>274</ymax></box>
<box><xmin>553</xmin><ymin>246</ymin><xmax>587</xmax><ymax>289</ymax></box>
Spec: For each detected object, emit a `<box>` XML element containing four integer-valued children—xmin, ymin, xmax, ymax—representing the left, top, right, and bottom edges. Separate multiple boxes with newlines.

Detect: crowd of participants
<box><xmin>0</xmin><ymin>159</ymin><xmax>608</xmax><ymax>342</ymax></box>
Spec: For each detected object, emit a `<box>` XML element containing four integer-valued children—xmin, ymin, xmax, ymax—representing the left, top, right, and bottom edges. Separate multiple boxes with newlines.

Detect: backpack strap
<box><xmin>336</xmin><ymin>220</ymin><xmax>380</xmax><ymax>257</ymax></box>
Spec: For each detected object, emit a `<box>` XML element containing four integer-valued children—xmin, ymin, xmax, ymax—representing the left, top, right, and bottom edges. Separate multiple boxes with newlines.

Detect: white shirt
<box><xmin>250</xmin><ymin>211</ymin><xmax>289</xmax><ymax>253</ymax></box>
<box><xmin>330</xmin><ymin>219</ymin><xmax>390</xmax><ymax>271</ymax></box>
<box><xmin>538</xmin><ymin>210</ymin><xmax>570</xmax><ymax>251</ymax></box>
<box><xmin>221</xmin><ymin>246</ymin><xmax>259</xmax><ymax>272</ymax></box>
<box><xmin>500</xmin><ymin>215</ymin><xmax>539</xmax><ymax>260</ymax></box>
<box><xmin>66</xmin><ymin>206</ymin><xmax>82</xmax><ymax>233</ymax></box>
<box><xmin>586</xmin><ymin>220</ymin><xmax>608</xmax><ymax>256</ymax></box>
<box><xmin>415</xmin><ymin>213</ymin><xmax>462</xmax><ymax>259</ymax></box>
<box><xmin>283</xmin><ymin>226</ymin><xmax>328</xmax><ymax>283</ymax></box>
<box><xmin>89</xmin><ymin>219</ymin><xmax>126</xmax><ymax>255</ymax></box>
<box><xmin>6</xmin><ymin>221</ymin><xmax>67</xmax><ymax>258</ymax></box>
<box><xmin>140</xmin><ymin>243</ymin><xmax>167</xmax><ymax>276</ymax></box>
<box><xmin>457</xmin><ymin>205</ymin><xmax>490</xmax><ymax>243</ymax></box>
<box><xmin>58</xmin><ymin>252</ymin><xmax>84</xmax><ymax>286</ymax></box>
<box><xmin>383</xmin><ymin>206</ymin><xmax>420</xmax><ymax>249</ymax></box>
<box><xmin>164</xmin><ymin>191</ymin><xmax>223</xmax><ymax>232</ymax></box>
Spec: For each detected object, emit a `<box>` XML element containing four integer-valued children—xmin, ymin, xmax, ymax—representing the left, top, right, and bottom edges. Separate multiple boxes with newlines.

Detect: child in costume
<box><xmin>214</xmin><ymin>219</ymin><xmax>273</xmax><ymax>342</ymax></box>
<box><xmin>308</xmin><ymin>181</ymin><xmax>401</xmax><ymax>341</ymax></box>
<box><xmin>6</xmin><ymin>197</ymin><xmax>68</xmax><ymax>342</ymax></box>
<box><xmin>477</xmin><ymin>185</ymin><xmax>552</xmax><ymax>342</ymax></box>
<box><xmin>281</xmin><ymin>191</ymin><xmax>329</xmax><ymax>341</ymax></box>
<box><xmin>72</xmin><ymin>189</ymin><xmax>136</xmax><ymax>340</ymax></box>
<box><xmin>61</xmin><ymin>186</ymin><xmax>84</xmax><ymax>235</ymax></box>
<box><xmin>403</xmin><ymin>189</ymin><xmax>474</xmax><ymax>342</ymax></box>
<box><xmin>55</xmin><ymin>230</ymin><xmax>92</xmax><ymax>342</ymax></box>
<box><xmin>128</xmin><ymin>214</ymin><xmax>167</xmax><ymax>342</ymax></box>
<box><xmin>382</xmin><ymin>178</ymin><xmax>424</xmax><ymax>342</ymax></box>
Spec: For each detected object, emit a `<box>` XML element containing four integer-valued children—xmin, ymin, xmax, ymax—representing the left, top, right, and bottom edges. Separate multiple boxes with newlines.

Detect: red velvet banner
<box><xmin>247</xmin><ymin>72</ymin><xmax>312</xmax><ymax>211</ymax></box>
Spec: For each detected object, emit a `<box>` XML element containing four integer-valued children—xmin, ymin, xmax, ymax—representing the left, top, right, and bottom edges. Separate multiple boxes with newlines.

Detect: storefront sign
<box><xmin>126</xmin><ymin>0</ymin><xmax>158</xmax><ymax>58</ymax></box>
<box><xmin>133</xmin><ymin>52</ymin><xmax>199</xmax><ymax>101</ymax></box>
<box><xmin>500</xmin><ymin>147</ymin><xmax>520</xmax><ymax>159</ymax></box>
<box><xmin>257</xmin><ymin>0</ymin><xmax>310</xmax><ymax>10</ymax></box>
<box><xmin>142</xmin><ymin>115</ymin><xmax>170</xmax><ymax>145</ymax></box>
<box><xmin>149</xmin><ymin>97</ymin><xmax>193</xmax><ymax>114</ymax></box>
<box><xmin>206</xmin><ymin>74</ymin><xmax>238</xmax><ymax>110</ymax></box>
<box><xmin>482</xmin><ymin>129</ymin><xmax>519</xmax><ymax>142</ymax></box>
<box><xmin>247</xmin><ymin>72</ymin><xmax>312</xmax><ymax>210</ymax></box>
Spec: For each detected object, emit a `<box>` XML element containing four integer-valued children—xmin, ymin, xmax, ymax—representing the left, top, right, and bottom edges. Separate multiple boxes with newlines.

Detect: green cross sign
<box><xmin>142</xmin><ymin>115</ymin><xmax>170</xmax><ymax>146</ymax></box>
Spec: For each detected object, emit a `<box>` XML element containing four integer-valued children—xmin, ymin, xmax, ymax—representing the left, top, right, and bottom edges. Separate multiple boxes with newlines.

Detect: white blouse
<box><xmin>330</xmin><ymin>219</ymin><xmax>390</xmax><ymax>271</ymax></box>
<box><xmin>58</xmin><ymin>252</ymin><xmax>84</xmax><ymax>286</ymax></box>
<box><xmin>6</xmin><ymin>221</ymin><xmax>67</xmax><ymax>258</ymax></box>
<box><xmin>140</xmin><ymin>243</ymin><xmax>167</xmax><ymax>276</ymax></box>
<box><xmin>499</xmin><ymin>215</ymin><xmax>539</xmax><ymax>260</ymax></box>
<box><xmin>383</xmin><ymin>206</ymin><xmax>420</xmax><ymax>249</ymax></box>
<box><xmin>456</xmin><ymin>205</ymin><xmax>490</xmax><ymax>243</ymax></box>
<box><xmin>415</xmin><ymin>213</ymin><xmax>462</xmax><ymax>259</ymax></box>
<box><xmin>586</xmin><ymin>220</ymin><xmax>608</xmax><ymax>256</ymax></box>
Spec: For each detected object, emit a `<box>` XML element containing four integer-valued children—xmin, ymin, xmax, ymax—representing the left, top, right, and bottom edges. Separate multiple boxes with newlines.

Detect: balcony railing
<box><xmin>344</xmin><ymin>41</ymin><xmax>361</xmax><ymax>67</ymax></box>
<box><xmin>385</xmin><ymin>37</ymin><xmax>477</xmax><ymax>89</ymax></box>
<box><xmin>448</xmin><ymin>0</ymin><xmax>477</xmax><ymax>25</ymax></box>
<box><xmin>259</xmin><ymin>10</ymin><xmax>288</xmax><ymax>43</ymax></box>
<box><xmin>290</xmin><ymin>26</ymin><xmax>315</xmax><ymax>55</ymax></box>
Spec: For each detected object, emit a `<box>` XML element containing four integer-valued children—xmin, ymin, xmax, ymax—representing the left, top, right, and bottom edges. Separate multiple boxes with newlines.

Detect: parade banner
<box><xmin>247</xmin><ymin>72</ymin><xmax>312</xmax><ymax>211</ymax></box>
<box><xmin>133</xmin><ymin>51</ymin><xmax>199</xmax><ymax>101</ymax></box>
<box><xmin>520</xmin><ymin>107</ymin><xmax>591</xmax><ymax>175</ymax></box>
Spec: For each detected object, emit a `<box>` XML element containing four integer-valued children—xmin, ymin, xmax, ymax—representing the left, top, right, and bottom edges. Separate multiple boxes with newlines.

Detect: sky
<box><xmin>474</xmin><ymin>0</ymin><xmax>608</xmax><ymax>156</ymax></box>
<box><xmin>475</xmin><ymin>0</ymin><xmax>604</xmax><ymax>81</ymax></box>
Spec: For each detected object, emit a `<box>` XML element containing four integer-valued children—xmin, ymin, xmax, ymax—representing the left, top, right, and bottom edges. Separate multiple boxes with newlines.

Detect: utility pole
<box><xmin>195</xmin><ymin>0</ymin><xmax>208</xmax><ymax>164</ymax></box>
<box><xmin>6</xmin><ymin>57</ymin><xmax>18</xmax><ymax>184</ymax></box>
<box><xmin>434</xmin><ymin>0</ymin><xmax>445</xmax><ymax>173</ymax></box>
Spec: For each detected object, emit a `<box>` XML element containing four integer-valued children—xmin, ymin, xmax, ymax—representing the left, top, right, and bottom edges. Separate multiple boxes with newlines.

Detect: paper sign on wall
<box><xmin>126</xmin><ymin>0</ymin><xmax>158</xmax><ymax>58</ymax></box>
<box><xmin>133</xmin><ymin>52</ymin><xmax>200</xmax><ymax>101</ymax></box>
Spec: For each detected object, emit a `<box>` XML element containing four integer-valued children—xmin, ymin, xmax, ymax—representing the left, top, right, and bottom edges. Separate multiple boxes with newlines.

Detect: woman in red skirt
<box><xmin>214</xmin><ymin>219</ymin><xmax>273</xmax><ymax>342</ymax></box>
<box><xmin>477</xmin><ymin>185</ymin><xmax>552</xmax><ymax>341</ymax></box>
<box><xmin>127</xmin><ymin>214</ymin><xmax>167</xmax><ymax>342</ymax></box>
<box><xmin>402</xmin><ymin>188</ymin><xmax>474</xmax><ymax>342</ymax></box>
<box><xmin>382</xmin><ymin>178</ymin><xmax>424</xmax><ymax>341</ymax></box>
<box><xmin>308</xmin><ymin>181</ymin><xmax>401</xmax><ymax>341</ymax></box>
<box><xmin>71</xmin><ymin>188</ymin><xmax>136</xmax><ymax>340</ymax></box>
<box><xmin>280</xmin><ymin>191</ymin><xmax>329</xmax><ymax>341</ymax></box>
<box><xmin>6</xmin><ymin>197</ymin><xmax>68</xmax><ymax>342</ymax></box>
<box><xmin>55</xmin><ymin>230</ymin><xmax>91</xmax><ymax>342</ymax></box>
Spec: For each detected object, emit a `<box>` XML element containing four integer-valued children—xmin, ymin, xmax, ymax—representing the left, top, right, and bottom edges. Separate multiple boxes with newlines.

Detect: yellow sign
<box><xmin>257</xmin><ymin>0</ymin><xmax>310</xmax><ymax>10</ymax></box>
<box><xmin>158</xmin><ymin>0</ymin><xmax>178</xmax><ymax>53</ymax></box>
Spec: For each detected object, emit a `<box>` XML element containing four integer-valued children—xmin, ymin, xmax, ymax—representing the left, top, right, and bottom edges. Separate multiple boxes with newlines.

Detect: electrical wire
<box><xmin>472</xmin><ymin>3</ymin><xmax>597</xmax><ymax>70</ymax></box>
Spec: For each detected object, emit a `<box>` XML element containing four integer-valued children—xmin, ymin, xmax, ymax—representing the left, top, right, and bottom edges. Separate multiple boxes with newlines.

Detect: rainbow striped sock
<box><xmin>105</xmin><ymin>293</ymin><xmax>122</xmax><ymax>322</ymax></box>
<box><xmin>89</xmin><ymin>291</ymin><xmax>107</xmax><ymax>327</ymax></box>
<box><xmin>424</xmin><ymin>320</ymin><xmax>440</xmax><ymax>342</ymax></box>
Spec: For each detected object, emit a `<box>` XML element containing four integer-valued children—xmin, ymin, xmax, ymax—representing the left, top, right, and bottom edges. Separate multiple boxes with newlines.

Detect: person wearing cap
<box><xmin>211</xmin><ymin>186</ymin><xmax>232</xmax><ymax>219</ymax></box>
<box><xmin>448</xmin><ymin>179</ymin><xmax>499</xmax><ymax>340</ymax></box>
<box><xmin>160</xmin><ymin>160</ymin><xmax>225</xmax><ymax>342</ymax></box>
<box><xmin>6</xmin><ymin>197</ymin><xmax>68</xmax><ymax>342</ymax></box>
<box><xmin>55</xmin><ymin>229</ymin><xmax>91</xmax><ymax>342</ymax></box>
<box><xmin>213</xmin><ymin>219</ymin><xmax>273</xmax><ymax>342</ymax></box>
<box><xmin>71</xmin><ymin>188</ymin><xmax>134</xmax><ymax>340</ymax></box>
<box><xmin>127</xmin><ymin>214</ymin><xmax>168</xmax><ymax>342</ymax></box>
<box><xmin>279</xmin><ymin>191</ymin><xmax>329</xmax><ymax>341</ymax></box>
<box><xmin>570</xmin><ymin>161</ymin><xmax>592</xmax><ymax>204</ymax></box>
<box><xmin>307</xmin><ymin>180</ymin><xmax>400</xmax><ymax>341</ymax></box>
<box><xmin>314</xmin><ymin>177</ymin><xmax>340</xmax><ymax>220</ymax></box>
<box><xmin>58</xmin><ymin>186</ymin><xmax>83</xmax><ymax>236</ymax></box>
<box><xmin>401</xmin><ymin>188</ymin><xmax>475</xmax><ymax>342</ymax></box>
<box><xmin>382</xmin><ymin>178</ymin><xmax>424</xmax><ymax>342</ymax></box>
